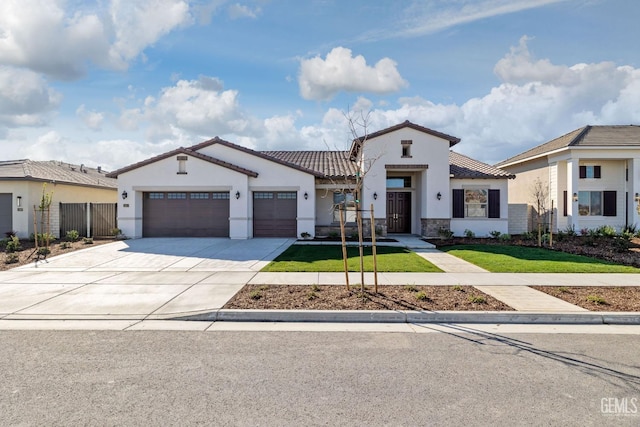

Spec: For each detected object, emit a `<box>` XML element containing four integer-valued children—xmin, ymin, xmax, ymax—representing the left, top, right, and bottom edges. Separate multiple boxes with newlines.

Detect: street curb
<box><xmin>174</xmin><ymin>310</ymin><xmax>640</xmax><ymax>325</ymax></box>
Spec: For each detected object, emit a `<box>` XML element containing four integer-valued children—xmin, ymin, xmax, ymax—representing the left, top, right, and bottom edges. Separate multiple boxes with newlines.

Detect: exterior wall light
<box><xmin>436</xmin><ymin>192</ymin><xmax>442</xmax><ymax>200</ymax></box>
<box><xmin>121</xmin><ymin>191</ymin><xmax>128</xmax><ymax>200</ymax></box>
<box><xmin>573</xmin><ymin>192</ymin><xmax>578</xmax><ymax>202</ymax></box>
<box><xmin>304</xmin><ymin>192</ymin><xmax>308</xmax><ymax>200</ymax></box>
<box><xmin>16</xmin><ymin>196</ymin><xmax>22</xmax><ymax>207</ymax></box>
<box><xmin>235</xmin><ymin>191</ymin><xmax>240</xmax><ymax>199</ymax></box>
<box><xmin>635</xmin><ymin>193</ymin><xmax>640</xmax><ymax>202</ymax></box>
<box><xmin>373</xmin><ymin>192</ymin><xmax>378</xmax><ymax>200</ymax></box>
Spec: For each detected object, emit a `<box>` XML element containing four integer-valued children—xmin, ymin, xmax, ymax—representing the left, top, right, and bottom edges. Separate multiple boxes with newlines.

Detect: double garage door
<box><xmin>143</xmin><ymin>192</ymin><xmax>230</xmax><ymax>237</ymax></box>
<box><xmin>142</xmin><ymin>191</ymin><xmax>297</xmax><ymax>237</ymax></box>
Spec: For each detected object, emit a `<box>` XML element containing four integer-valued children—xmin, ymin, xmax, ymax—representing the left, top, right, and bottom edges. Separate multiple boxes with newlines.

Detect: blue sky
<box><xmin>1</xmin><ymin>0</ymin><xmax>639</xmax><ymax>170</ymax></box>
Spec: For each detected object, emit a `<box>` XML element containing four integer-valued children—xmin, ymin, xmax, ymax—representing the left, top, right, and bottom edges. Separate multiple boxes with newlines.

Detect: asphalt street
<box><xmin>2</xmin><ymin>329</ymin><xmax>639</xmax><ymax>426</ymax></box>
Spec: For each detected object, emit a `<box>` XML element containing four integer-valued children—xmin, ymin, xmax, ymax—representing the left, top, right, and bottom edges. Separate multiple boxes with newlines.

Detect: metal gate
<box><xmin>59</xmin><ymin>203</ymin><xmax>117</xmax><ymax>238</ymax></box>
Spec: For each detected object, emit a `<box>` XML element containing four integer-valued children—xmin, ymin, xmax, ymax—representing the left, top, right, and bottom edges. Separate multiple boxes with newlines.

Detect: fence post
<box><xmin>86</xmin><ymin>203</ymin><xmax>91</xmax><ymax>238</ymax></box>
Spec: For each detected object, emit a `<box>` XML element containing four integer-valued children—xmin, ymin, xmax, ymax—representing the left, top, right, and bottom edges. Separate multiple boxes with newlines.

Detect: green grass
<box><xmin>441</xmin><ymin>244</ymin><xmax>640</xmax><ymax>273</ymax></box>
<box><xmin>262</xmin><ymin>245</ymin><xmax>442</xmax><ymax>272</ymax></box>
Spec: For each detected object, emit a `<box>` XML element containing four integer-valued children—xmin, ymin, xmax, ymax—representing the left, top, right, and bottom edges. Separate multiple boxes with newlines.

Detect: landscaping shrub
<box><xmin>498</xmin><ymin>233</ymin><xmax>511</xmax><ymax>242</ymax></box>
<box><xmin>66</xmin><ymin>230</ymin><xmax>80</xmax><ymax>242</ymax></box>
<box><xmin>464</xmin><ymin>229</ymin><xmax>475</xmax><ymax>238</ymax></box>
<box><xmin>438</xmin><ymin>227</ymin><xmax>454</xmax><ymax>240</ymax></box>
<box><xmin>489</xmin><ymin>230</ymin><xmax>501</xmax><ymax>239</ymax></box>
<box><xmin>30</xmin><ymin>233</ymin><xmax>56</xmax><ymax>244</ymax></box>
<box><xmin>4</xmin><ymin>253</ymin><xmax>18</xmax><ymax>264</ymax></box>
<box><xmin>5</xmin><ymin>236</ymin><xmax>22</xmax><ymax>253</ymax></box>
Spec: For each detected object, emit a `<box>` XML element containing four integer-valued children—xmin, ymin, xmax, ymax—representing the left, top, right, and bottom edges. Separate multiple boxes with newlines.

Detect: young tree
<box><xmin>530</xmin><ymin>178</ymin><xmax>549</xmax><ymax>247</ymax></box>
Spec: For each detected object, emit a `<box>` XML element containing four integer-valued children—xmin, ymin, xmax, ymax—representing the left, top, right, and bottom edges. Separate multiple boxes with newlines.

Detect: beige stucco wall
<box><xmin>449</xmin><ymin>178</ymin><xmax>510</xmax><ymax>237</ymax></box>
<box><xmin>0</xmin><ymin>181</ymin><xmax>116</xmax><ymax>238</ymax></box>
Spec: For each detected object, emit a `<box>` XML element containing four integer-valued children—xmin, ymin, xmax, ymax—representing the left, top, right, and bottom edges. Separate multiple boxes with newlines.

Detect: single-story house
<box><xmin>107</xmin><ymin>121</ymin><xmax>514</xmax><ymax>239</ymax></box>
<box><xmin>496</xmin><ymin>125</ymin><xmax>640</xmax><ymax>232</ymax></box>
<box><xmin>0</xmin><ymin>160</ymin><xmax>118</xmax><ymax>238</ymax></box>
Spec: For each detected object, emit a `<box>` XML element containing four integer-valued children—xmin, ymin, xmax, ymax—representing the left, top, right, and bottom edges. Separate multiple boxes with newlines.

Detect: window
<box><xmin>254</xmin><ymin>192</ymin><xmax>273</xmax><ymax>199</ymax></box>
<box><xmin>177</xmin><ymin>155</ymin><xmax>188</xmax><ymax>174</ymax></box>
<box><xmin>453</xmin><ymin>189</ymin><xmax>500</xmax><ymax>218</ymax></box>
<box><xmin>578</xmin><ymin>191</ymin><xmax>616</xmax><ymax>216</ymax></box>
<box><xmin>277</xmin><ymin>192</ymin><xmax>297</xmax><ymax>199</ymax></box>
<box><xmin>167</xmin><ymin>193</ymin><xmax>186</xmax><ymax>199</ymax></box>
<box><xmin>190</xmin><ymin>193</ymin><xmax>209</xmax><ymax>199</ymax></box>
<box><xmin>401</xmin><ymin>140</ymin><xmax>412</xmax><ymax>158</ymax></box>
<box><xmin>386</xmin><ymin>177</ymin><xmax>411</xmax><ymax>188</ymax></box>
<box><xmin>212</xmin><ymin>192</ymin><xmax>230</xmax><ymax>199</ymax></box>
<box><xmin>579</xmin><ymin>165</ymin><xmax>601</xmax><ymax>179</ymax></box>
<box><xmin>333</xmin><ymin>192</ymin><xmax>356</xmax><ymax>223</ymax></box>
<box><xmin>464</xmin><ymin>189</ymin><xmax>488</xmax><ymax>218</ymax></box>
<box><xmin>148</xmin><ymin>193</ymin><xmax>164</xmax><ymax>199</ymax></box>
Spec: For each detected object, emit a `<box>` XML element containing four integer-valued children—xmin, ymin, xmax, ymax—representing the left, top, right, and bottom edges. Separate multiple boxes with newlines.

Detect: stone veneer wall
<box><xmin>315</xmin><ymin>218</ymin><xmax>387</xmax><ymax>238</ymax></box>
<box><xmin>421</xmin><ymin>218</ymin><xmax>450</xmax><ymax>238</ymax></box>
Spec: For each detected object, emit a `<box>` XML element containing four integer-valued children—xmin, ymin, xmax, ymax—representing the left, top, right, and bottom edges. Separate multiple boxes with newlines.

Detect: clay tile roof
<box><xmin>260</xmin><ymin>151</ymin><xmax>357</xmax><ymax>179</ymax></box>
<box><xmin>449</xmin><ymin>151</ymin><xmax>514</xmax><ymax>179</ymax></box>
<box><xmin>496</xmin><ymin>125</ymin><xmax>640</xmax><ymax>167</ymax></box>
<box><xmin>0</xmin><ymin>159</ymin><xmax>117</xmax><ymax>189</ymax></box>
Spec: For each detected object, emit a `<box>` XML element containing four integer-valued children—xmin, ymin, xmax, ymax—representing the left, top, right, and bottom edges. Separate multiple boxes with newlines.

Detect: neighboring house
<box><xmin>0</xmin><ymin>160</ymin><xmax>117</xmax><ymax>238</ymax></box>
<box><xmin>107</xmin><ymin>121</ymin><xmax>514</xmax><ymax>239</ymax></box>
<box><xmin>496</xmin><ymin>125</ymin><xmax>640</xmax><ymax>233</ymax></box>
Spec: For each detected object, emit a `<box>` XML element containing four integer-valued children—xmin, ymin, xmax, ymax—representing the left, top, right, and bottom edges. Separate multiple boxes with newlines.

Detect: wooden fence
<box><xmin>59</xmin><ymin>203</ymin><xmax>117</xmax><ymax>238</ymax></box>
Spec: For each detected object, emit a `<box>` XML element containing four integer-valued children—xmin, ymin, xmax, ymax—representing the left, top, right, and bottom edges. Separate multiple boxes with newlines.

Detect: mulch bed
<box><xmin>532</xmin><ymin>286</ymin><xmax>640</xmax><ymax>312</ymax></box>
<box><xmin>1</xmin><ymin>238</ymin><xmax>117</xmax><ymax>271</ymax></box>
<box><xmin>224</xmin><ymin>285</ymin><xmax>514</xmax><ymax>311</ymax></box>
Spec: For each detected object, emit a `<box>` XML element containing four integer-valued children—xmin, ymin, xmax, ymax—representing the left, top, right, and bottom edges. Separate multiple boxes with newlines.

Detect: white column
<box><xmin>631</xmin><ymin>158</ymin><xmax>640</xmax><ymax>227</ymax></box>
<box><xmin>566</xmin><ymin>159</ymin><xmax>580</xmax><ymax>231</ymax></box>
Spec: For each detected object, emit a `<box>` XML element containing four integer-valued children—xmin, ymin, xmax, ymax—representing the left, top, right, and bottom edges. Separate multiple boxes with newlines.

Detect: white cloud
<box><xmin>76</xmin><ymin>105</ymin><xmax>104</xmax><ymax>131</ymax></box>
<box><xmin>227</xmin><ymin>3</ymin><xmax>260</xmax><ymax>19</ymax></box>
<box><xmin>298</xmin><ymin>47</ymin><xmax>408</xmax><ymax>101</ymax></box>
<box><xmin>0</xmin><ymin>0</ymin><xmax>192</xmax><ymax>80</ymax></box>
<box><xmin>0</xmin><ymin>66</ymin><xmax>61</xmax><ymax>127</ymax></box>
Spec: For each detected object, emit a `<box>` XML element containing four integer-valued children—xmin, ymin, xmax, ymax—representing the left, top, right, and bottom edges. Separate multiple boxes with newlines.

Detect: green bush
<box><xmin>82</xmin><ymin>237</ymin><xmax>94</xmax><ymax>245</ymax></box>
<box><xmin>5</xmin><ymin>236</ymin><xmax>22</xmax><ymax>253</ymax></box>
<box><xmin>596</xmin><ymin>225</ymin><xmax>617</xmax><ymax>238</ymax></box>
<box><xmin>463</xmin><ymin>229</ymin><xmax>475</xmax><ymax>238</ymax></box>
<box><xmin>415</xmin><ymin>291</ymin><xmax>430</xmax><ymax>301</ymax></box>
<box><xmin>4</xmin><ymin>253</ymin><xmax>18</xmax><ymax>264</ymax></box>
<box><xmin>586</xmin><ymin>295</ymin><xmax>607</xmax><ymax>305</ymax></box>
<box><xmin>498</xmin><ymin>233</ymin><xmax>511</xmax><ymax>242</ymax></box>
<box><xmin>30</xmin><ymin>233</ymin><xmax>56</xmax><ymax>244</ymax></box>
<box><xmin>468</xmin><ymin>295</ymin><xmax>486</xmax><ymax>304</ymax></box>
<box><xmin>438</xmin><ymin>227</ymin><xmax>454</xmax><ymax>239</ymax></box>
<box><xmin>489</xmin><ymin>230</ymin><xmax>501</xmax><ymax>239</ymax></box>
<box><xmin>66</xmin><ymin>230</ymin><xmax>80</xmax><ymax>242</ymax></box>
<box><xmin>563</xmin><ymin>225</ymin><xmax>577</xmax><ymax>237</ymax></box>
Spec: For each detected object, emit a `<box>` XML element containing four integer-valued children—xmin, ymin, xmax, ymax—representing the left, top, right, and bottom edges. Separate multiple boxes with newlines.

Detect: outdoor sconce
<box><xmin>16</xmin><ymin>196</ymin><xmax>22</xmax><ymax>207</ymax></box>
<box><xmin>572</xmin><ymin>193</ymin><xmax>578</xmax><ymax>202</ymax></box>
<box><xmin>373</xmin><ymin>192</ymin><xmax>378</xmax><ymax>200</ymax></box>
<box><xmin>635</xmin><ymin>193</ymin><xmax>640</xmax><ymax>202</ymax></box>
<box><xmin>304</xmin><ymin>192</ymin><xmax>308</xmax><ymax>200</ymax></box>
<box><xmin>436</xmin><ymin>192</ymin><xmax>442</xmax><ymax>200</ymax></box>
<box><xmin>121</xmin><ymin>191</ymin><xmax>128</xmax><ymax>200</ymax></box>
<box><xmin>235</xmin><ymin>191</ymin><xmax>240</xmax><ymax>199</ymax></box>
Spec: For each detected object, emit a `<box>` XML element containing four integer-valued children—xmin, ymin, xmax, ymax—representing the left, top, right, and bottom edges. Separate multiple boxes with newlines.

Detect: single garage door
<box><xmin>0</xmin><ymin>194</ymin><xmax>12</xmax><ymax>234</ymax></box>
<box><xmin>253</xmin><ymin>192</ymin><xmax>297</xmax><ymax>237</ymax></box>
<box><xmin>143</xmin><ymin>192</ymin><xmax>229</xmax><ymax>237</ymax></box>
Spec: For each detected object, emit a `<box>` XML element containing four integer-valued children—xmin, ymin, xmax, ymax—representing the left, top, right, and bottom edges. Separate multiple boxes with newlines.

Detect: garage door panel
<box><xmin>253</xmin><ymin>192</ymin><xmax>297</xmax><ymax>237</ymax></box>
<box><xmin>0</xmin><ymin>194</ymin><xmax>12</xmax><ymax>234</ymax></box>
<box><xmin>143</xmin><ymin>192</ymin><xmax>229</xmax><ymax>237</ymax></box>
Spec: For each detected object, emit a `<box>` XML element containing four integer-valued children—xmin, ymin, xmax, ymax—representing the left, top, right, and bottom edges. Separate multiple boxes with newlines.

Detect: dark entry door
<box><xmin>0</xmin><ymin>194</ymin><xmax>12</xmax><ymax>234</ymax></box>
<box><xmin>387</xmin><ymin>192</ymin><xmax>411</xmax><ymax>233</ymax></box>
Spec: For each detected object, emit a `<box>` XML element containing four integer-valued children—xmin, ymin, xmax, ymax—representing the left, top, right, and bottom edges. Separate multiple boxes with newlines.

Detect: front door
<box><xmin>387</xmin><ymin>192</ymin><xmax>411</xmax><ymax>233</ymax></box>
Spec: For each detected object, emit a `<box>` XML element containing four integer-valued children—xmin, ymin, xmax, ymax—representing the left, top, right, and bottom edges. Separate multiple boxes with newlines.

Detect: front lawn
<box><xmin>262</xmin><ymin>245</ymin><xmax>442</xmax><ymax>272</ymax></box>
<box><xmin>441</xmin><ymin>244</ymin><xmax>640</xmax><ymax>273</ymax></box>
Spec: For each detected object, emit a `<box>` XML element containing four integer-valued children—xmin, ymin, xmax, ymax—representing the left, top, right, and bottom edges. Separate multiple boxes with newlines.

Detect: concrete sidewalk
<box><xmin>0</xmin><ymin>236</ymin><xmax>638</xmax><ymax>326</ymax></box>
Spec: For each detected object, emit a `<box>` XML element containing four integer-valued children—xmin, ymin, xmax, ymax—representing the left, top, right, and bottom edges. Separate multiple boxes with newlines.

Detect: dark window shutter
<box><xmin>594</xmin><ymin>166</ymin><xmax>601</xmax><ymax>179</ymax></box>
<box><xmin>603</xmin><ymin>191</ymin><xmax>616</xmax><ymax>216</ymax></box>
<box><xmin>563</xmin><ymin>191</ymin><xmax>567</xmax><ymax>217</ymax></box>
<box><xmin>488</xmin><ymin>189</ymin><xmax>500</xmax><ymax>218</ymax></box>
<box><xmin>452</xmin><ymin>189</ymin><xmax>464</xmax><ymax>218</ymax></box>
<box><xmin>579</xmin><ymin>166</ymin><xmax>586</xmax><ymax>178</ymax></box>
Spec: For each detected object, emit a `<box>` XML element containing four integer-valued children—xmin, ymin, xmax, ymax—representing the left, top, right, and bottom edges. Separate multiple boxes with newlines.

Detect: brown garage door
<box><xmin>253</xmin><ymin>192</ymin><xmax>297</xmax><ymax>237</ymax></box>
<box><xmin>143</xmin><ymin>192</ymin><xmax>229</xmax><ymax>237</ymax></box>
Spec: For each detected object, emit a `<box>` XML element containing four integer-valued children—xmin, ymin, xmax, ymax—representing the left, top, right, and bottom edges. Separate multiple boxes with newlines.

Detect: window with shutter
<box><xmin>488</xmin><ymin>189</ymin><xmax>500</xmax><ymax>218</ymax></box>
<box><xmin>603</xmin><ymin>191</ymin><xmax>616</xmax><ymax>216</ymax></box>
<box><xmin>452</xmin><ymin>189</ymin><xmax>464</xmax><ymax>218</ymax></box>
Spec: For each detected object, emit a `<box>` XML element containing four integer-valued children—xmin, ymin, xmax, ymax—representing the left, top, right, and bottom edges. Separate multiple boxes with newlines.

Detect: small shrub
<box><xmin>60</xmin><ymin>242</ymin><xmax>71</xmax><ymax>249</ymax></box>
<box><xmin>30</xmin><ymin>233</ymin><xmax>56</xmax><ymax>244</ymax></box>
<box><xmin>415</xmin><ymin>291</ymin><xmax>430</xmax><ymax>301</ymax></box>
<box><xmin>310</xmin><ymin>284</ymin><xmax>320</xmax><ymax>292</ymax></box>
<box><xmin>498</xmin><ymin>233</ymin><xmax>511</xmax><ymax>242</ymax></box>
<box><xmin>564</xmin><ymin>225</ymin><xmax>577</xmax><ymax>237</ymax></box>
<box><xmin>555</xmin><ymin>230</ymin><xmax>567</xmax><ymax>242</ymax></box>
<box><xmin>0</xmin><ymin>238</ymin><xmax>7</xmax><ymax>249</ymax></box>
<box><xmin>489</xmin><ymin>230</ymin><xmax>501</xmax><ymax>239</ymax></box>
<box><xmin>452</xmin><ymin>285</ymin><xmax>464</xmax><ymax>292</ymax></box>
<box><xmin>596</xmin><ymin>225</ymin><xmax>617</xmax><ymax>238</ymax></box>
<box><xmin>463</xmin><ymin>229</ymin><xmax>475</xmax><ymax>239</ymax></box>
<box><xmin>612</xmin><ymin>234</ymin><xmax>632</xmax><ymax>253</ymax></box>
<box><xmin>249</xmin><ymin>290</ymin><xmax>262</xmax><ymax>300</ymax></box>
<box><xmin>468</xmin><ymin>295</ymin><xmax>486</xmax><ymax>304</ymax></box>
<box><xmin>110</xmin><ymin>228</ymin><xmax>122</xmax><ymax>237</ymax></box>
<box><xmin>355</xmin><ymin>291</ymin><xmax>370</xmax><ymax>301</ymax></box>
<box><xmin>580</xmin><ymin>228</ymin><xmax>590</xmax><ymax>236</ymax></box>
<box><xmin>4</xmin><ymin>253</ymin><xmax>19</xmax><ymax>264</ymax></box>
<box><xmin>404</xmin><ymin>284</ymin><xmax>419</xmax><ymax>292</ymax></box>
<box><xmin>521</xmin><ymin>231</ymin><xmax>535</xmax><ymax>241</ymax></box>
<box><xmin>5</xmin><ymin>236</ymin><xmax>22</xmax><ymax>253</ymax></box>
<box><xmin>258</xmin><ymin>285</ymin><xmax>269</xmax><ymax>291</ymax></box>
<box><xmin>586</xmin><ymin>295</ymin><xmax>607</xmax><ymax>305</ymax></box>
<box><xmin>66</xmin><ymin>230</ymin><xmax>80</xmax><ymax>242</ymax></box>
<box><xmin>307</xmin><ymin>291</ymin><xmax>318</xmax><ymax>301</ymax></box>
<box><xmin>300</xmin><ymin>232</ymin><xmax>311</xmax><ymax>239</ymax></box>
<box><xmin>328</xmin><ymin>231</ymin><xmax>339</xmax><ymax>239</ymax></box>
<box><xmin>557</xmin><ymin>286</ymin><xmax>569</xmax><ymax>293</ymax></box>
<box><xmin>82</xmin><ymin>237</ymin><xmax>94</xmax><ymax>245</ymax></box>
<box><xmin>4</xmin><ymin>231</ymin><xmax>16</xmax><ymax>238</ymax></box>
<box><xmin>438</xmin><ymin>227</ymin><xmax>454</xmax><ymax>239</ymax></box>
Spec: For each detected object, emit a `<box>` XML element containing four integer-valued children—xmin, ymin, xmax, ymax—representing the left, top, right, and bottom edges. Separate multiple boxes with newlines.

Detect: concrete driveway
<box><xmin>0</xmin><ymin>238</ymin><xmax>294</xmax><ymax>320</ymax></box>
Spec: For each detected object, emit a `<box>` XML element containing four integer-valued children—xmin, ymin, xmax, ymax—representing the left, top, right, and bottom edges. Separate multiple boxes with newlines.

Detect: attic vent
<box><xmin>177</xmin><ymin>155</ymin><xmax>188</xmax><ymax>174</ymax></box>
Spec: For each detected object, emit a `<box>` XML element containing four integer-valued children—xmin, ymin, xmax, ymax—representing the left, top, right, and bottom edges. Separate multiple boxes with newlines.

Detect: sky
<box><xmin>1</xmin><ymin>0</ymin><xmax>640</xmax><ymax>171</ymax></box>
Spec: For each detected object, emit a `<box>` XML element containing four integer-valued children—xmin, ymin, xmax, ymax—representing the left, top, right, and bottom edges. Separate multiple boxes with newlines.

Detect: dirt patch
<box><xmin>532</xmin><ymin>286</ymin><xmax>640</xmax><ymax>312</ymax></box>
<box><xmin>1</xmin><ymin>238</ymin><xmax>117</xmax><ymax>271</ymax></box>
<box><xmin>224</xmin><ymin>285</ymin><xmax>514</xmax><ymax>311</ymax></box>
